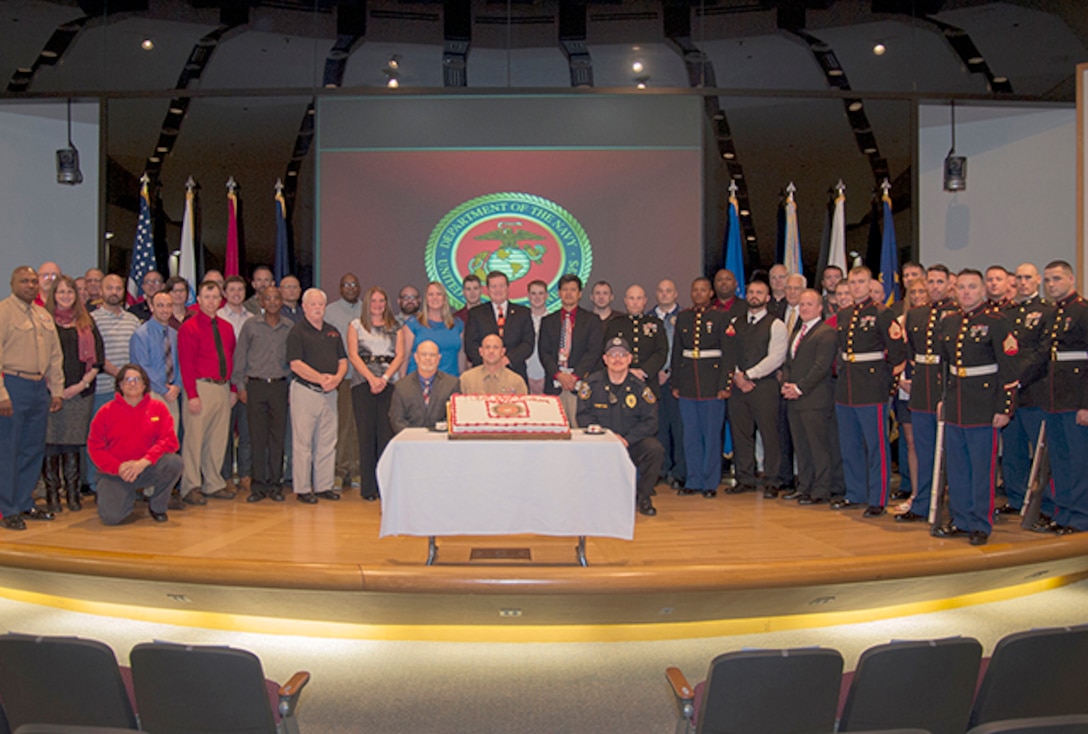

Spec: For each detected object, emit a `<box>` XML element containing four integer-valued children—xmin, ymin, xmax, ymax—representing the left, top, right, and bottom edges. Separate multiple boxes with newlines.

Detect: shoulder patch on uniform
<box><xmin>642</xmin><ymin>386</ymin><xmax>656</xmax><ymax>404</ymax></box>
<box><xmin>1003</xmin><ymin>333</ymin><xmax>1019</xmax><ymax>356</ymax></box>
<box><xmin>578</xmin><ymin>382</ymin><xmax>592</xmax><ymax>400</ymax></box>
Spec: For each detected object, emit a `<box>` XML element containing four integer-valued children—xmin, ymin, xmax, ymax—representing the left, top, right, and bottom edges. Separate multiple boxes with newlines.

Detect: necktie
<box><xmin>422</xmin><ymin>377</ymin><xmax>432</xmax><ymax>405</ymax></box>
<box><xmin>559</xmin><ymin>310</ymin><xmax>573</xmax><ymax>367</ymax></box>
<box><xmin>163</xmin><ymin>328</ymin><xmax>174</xmax><ymax>385</ymax></box>
<box><xmin>211</xmin><ymin>317</ymin><xmax>227</xmax><ymax>379</ymax></box>
<box><xmin>786</xmin><ymin>308</ymin><xmax>797</xmax><ymax>334</ymax></box>
<box><xmin>792</xmin><ymin>323</ymin><xmax>808</xmax><ymax>358</ymax></box>
<box><xmin>496</xmin><ymin>306</ymin><xmax>505</xmax><ymax>338</ymax></box>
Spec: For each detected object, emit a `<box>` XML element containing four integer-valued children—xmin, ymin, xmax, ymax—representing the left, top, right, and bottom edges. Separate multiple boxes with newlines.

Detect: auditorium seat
<box><xmin>0</xmin><ymin>634</ymin><xmax>138</xmax><ymax>731</ymax></box>
<box><xmin>15</xmin><ymin>727</ymin><xmax>149</xmax><ymax>734</ymax></box>
<box><xmin>969</xmin><ymin>626</ymin><xmax>1088</xmax><ymax>728</ymax></box>
<box><xmin>665</xmin><ymin>647</ymin><xmax>843</xmax><ymax>734</ymax></box>
<box><xmin>837</xmin><ymin>636</ymin><xmax>982</xmax><ymax>734</ymax></box>
<box><xmin>129</xmin><ymin>641</ymin><xmax>310</xmax><ymax>734</ymax></box>
<box><xmin>965</xmin><ymin>714</ymin><xmax>1088</xmax><ymax>734</ymax></box>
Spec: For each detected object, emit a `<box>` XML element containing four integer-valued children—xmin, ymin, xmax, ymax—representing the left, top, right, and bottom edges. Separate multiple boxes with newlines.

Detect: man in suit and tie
<box><xmin>538</xmin><ymin>274</ymin><xmax>603</xmax><ymax>427</ymax></box>
<box><xmin>463</xmin><ymin>271</ymin><xmax>535</xmax><ymax>384</ymax></box>
<box><xmin>781</xmin><ymin>289</ymin><xmax>839</xmax><ymax>504</ymax></box>
<box><xmin>390</xmin><ymin>340</ymin><xmax>460</xmax><ymax>433</ymax></box>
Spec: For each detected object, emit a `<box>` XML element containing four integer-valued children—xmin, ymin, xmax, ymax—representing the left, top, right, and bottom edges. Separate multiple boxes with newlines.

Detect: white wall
<box><xmin>919</xmin><ymin>103</ymin><xmax>1075</xmax><ymax>276</ymax></box>
<box><xmin>0</xmin><ymin>101</ymin><xmax>99</xmax><ymax>279</ymax></box>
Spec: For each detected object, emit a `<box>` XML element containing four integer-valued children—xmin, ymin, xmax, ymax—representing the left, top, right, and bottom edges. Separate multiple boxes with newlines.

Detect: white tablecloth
<box><xmin>377</xmin><ymin>428</ymin><xmax>636</xmax><ymax>540</ymax></box>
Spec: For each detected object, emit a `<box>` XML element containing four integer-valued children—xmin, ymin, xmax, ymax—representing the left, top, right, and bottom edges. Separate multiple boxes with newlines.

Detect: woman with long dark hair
<box><xmin>44</xmin><ymin>274</ymin><xmax>104</xmax><ymax>512</ymax></box>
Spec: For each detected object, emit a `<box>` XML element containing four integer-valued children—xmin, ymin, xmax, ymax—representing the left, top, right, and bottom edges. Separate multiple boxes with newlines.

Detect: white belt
<box><xmin>842</xmin><ymin>351</ymin><xmax>884</xmax><ymax>363</ymax></box>
<box><xmin>914</xmin><ymin>353</ymin><xmax>941</xmax><ymax>365</ymax></box>
<box><xmin>1053</xmin><ymin>351</ymin><xmax>1088</xmax><ymax>362</ymax></box>
<box><xmin>953</xmin><ymin>364</ymin><xmax>998</xmax><ymax>378</ymax></box>
<box><xmin>682</xmin><ymin>349</ymin><xmax>721</xmax><ymax>358</ymax></box>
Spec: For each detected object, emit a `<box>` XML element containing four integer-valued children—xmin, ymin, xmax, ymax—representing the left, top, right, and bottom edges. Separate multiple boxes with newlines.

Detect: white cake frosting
<box><xmin>448</xmin><ymin>394</ymin><xmax>571</xmax><ymax>438</ymax></box>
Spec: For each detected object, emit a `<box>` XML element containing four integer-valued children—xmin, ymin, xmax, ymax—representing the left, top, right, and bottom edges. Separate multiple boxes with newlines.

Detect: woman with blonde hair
<box><xmin>347</xmin><ymin>286</ymin><xmax>406</xmax><ymax>501</ymax></box>
<box><xmin>401</xmin><ymin>281</ymin><xmax>464</xmax><ymax>377</ymax></box>
<box><xmin>44</xmin><ymin>274</ymin><xmax>104</xmax><ymax>512</ymax></box>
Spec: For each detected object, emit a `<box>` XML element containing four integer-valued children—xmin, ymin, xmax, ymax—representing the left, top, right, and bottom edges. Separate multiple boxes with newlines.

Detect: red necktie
<box><xmin>496</xmin><ymin>306</ymin><xmax>505</xmax><ymax>338</ymax></box>
<box><xmin>792</xmin><ymin>323</ymin><xmax>808</xmax><ymax>358</ymax></box>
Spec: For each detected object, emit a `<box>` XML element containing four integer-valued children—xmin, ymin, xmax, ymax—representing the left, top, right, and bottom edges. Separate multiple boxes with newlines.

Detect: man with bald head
<box><xmin>84</xmin><ymin>268</ymin><xmax>104</xmax><ymax>309</ymax></box>
<box><xmin>0</xmin><ymin>267</ymin><xmax>64</xmax><ymax>529</ymax></box>
<box><xmin>324</xmin><ymin>273</ymin><xmax>363</xmax><ymax>491</ymax></box>
<box><xmin>390</xmin><ymin>340</ymin><xmax>460</xmax><ymax>433</ymax></box>
<box><xmin>459</xmin><ymin>334</ymin><xmax>527</xmax><ymax>395</ymax></box>
<box><xmin>652</xmin><ymin>279</ymin><xmax>686</xmax><ymax>488</ymax></box>
<box><xmin>35</xmin><ymin>261</ymin><xmax>61</xmax><ymax>307</ymax></box>
<box><xmin>602</xmin><ymin>284</ymin><xmax>668</xmax><ymax>396</ymax></box>
<box><xmin>767</xmin><ymin>264</ymin><xmax>789</xmax><ymax>319</ymax></box>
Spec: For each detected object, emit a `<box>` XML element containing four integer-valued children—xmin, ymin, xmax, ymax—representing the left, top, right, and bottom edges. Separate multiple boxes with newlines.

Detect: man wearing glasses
<box><xmin>128</xmin><ymin>271</ymin><xmax>165</xmax><ymax>322</ymax></box>
<box><xmin>396</xmin><ymin>285</ymin><xmax>421</xmax><ymax>327</ymax></box>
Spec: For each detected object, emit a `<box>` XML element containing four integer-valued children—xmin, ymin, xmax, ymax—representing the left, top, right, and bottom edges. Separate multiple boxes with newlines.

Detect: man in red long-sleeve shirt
<box><xmin>87</xmin><ymin>364</ymin><xmax>182</xmax><ymax>525</ymax></box>
<box><xmin>177</xmin><ymin>280</ymin><xmax>236</xmax><ymax>505</ymax></box>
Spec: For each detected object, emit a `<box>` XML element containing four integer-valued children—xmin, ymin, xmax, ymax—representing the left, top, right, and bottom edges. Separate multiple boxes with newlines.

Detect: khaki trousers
<box><xmin>181</xmin><ymin>381</ymin><xmax>230</xmax><ymax>496</ymax></box>
<box><xmin>291</xmin><ymin>381</ymin><xmax>338</xmax><ymax>495</ymax></box>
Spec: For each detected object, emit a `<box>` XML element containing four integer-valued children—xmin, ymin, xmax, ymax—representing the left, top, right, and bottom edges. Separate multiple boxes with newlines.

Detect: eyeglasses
<box><xmin>122</xmin><ymin>376</ymin><xmax>143</xmax><ymax>384</ymax></box>
<box><xmin>400</xmin><ymin>295</ymin><xmax>420</xmax><ymax>301</ymax></box>
<box><xmin>342</xmin><ymin>281</ymin><xmax>359</xmax><ymax>288</ymax></box>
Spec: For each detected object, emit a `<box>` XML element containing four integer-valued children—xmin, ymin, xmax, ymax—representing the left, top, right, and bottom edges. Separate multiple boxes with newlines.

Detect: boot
<box><xmin>62</xmin><ymin>452</ymin><xmax>82</xmax><ymax>512</ymax></box>
<box><xmin>43</xmin><ymin>455</ymin><xmax>63</xmax><ymax>513</ymax></box>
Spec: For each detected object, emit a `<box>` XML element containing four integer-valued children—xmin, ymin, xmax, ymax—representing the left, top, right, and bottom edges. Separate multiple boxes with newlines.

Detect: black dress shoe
<box><xmin>246</xmin><ymin>492</ymin><xmax>265</xmax><ymax>503</ymax></box>
<box><xmin>182</xmin><ymin>492</ymin><xmax>207</xmax><ymax>506</ymax></box>
<box><xmin>669</xmin><ymin>477</ymin><xmax>684</xmax><ymax>490</ymax></box>
<box><xmin>797</xmin><ymin>495</ymin><xmax>821</xmax><ymax>505</ymax></box>
<box><xmin>863</xmin><ymin>505</ymin><xmax>886</xmax><ymax>518</ymax></box>
<box><xmin>890</xmin><ymin>490</ymin><xmax>911</xmax><ymax>501</ymax></box>
<box><xmin>1030</xmin><ymin>518</ymin><xmax>1059</xmax><ymax>534</ymax></box>
<box><xmin>315</xmin><ymin>490</ymin><xmax>341</xmax><ymax>500</ymax></box>
<box><xmin>780</xmin><ymin>490</ymin><xmax>803</xmax><ymax>501</ymax></box>
<box><xmin>22</xmin><ymin>507</ymin><xmax>54</xmax><ymax>521</ymax></box>
<box><xmin>969</xmin><ymin>531</ymin><xmax>989</xmax><ymax>546</ymax></box>
<box><xmin>167</xmin><ymin>496</ymin><xmax>186</xmax><ymax>510</ymax></box>
<box><xmin>1056</xmin><ymin>525</ymin><xmax>1081</xmax><ymax>536</ymax></box>
<box><xmin>933</xmin><ymin>524</ymin><xmax>966</xmax><ymax>538</ymax></box>
<box><xmin>830</xmin><ymin>498</ymin><xmax>860</xmax><ymax>510</ymax></box>
<box><xmin>1</xmin><ymin>515</ymin><xmax>27</xmax><ymax>531</ymax></box>
<box><xmin>895</xmin><ymin>510</ymin><xmax>925</xmax><ymax>522</ymax></box>
<box><xmin>702</xmin><ymin>490</ymin><xmax>717</xmax><ymax>498</ymax></box>
<box><xmin>638</xmin><ymin>499</ymin><xmax>657</xmax><ymax>516</ymax></box>
<box><xmin>149</xmin><ymin>509</ymin><xmax>169</xmax><ymax>523</ymax></box>
<box><xmin>362</xmin><ymin>494</ymin><xmax>379</xmax><ymax>502</ymax></box>
<box><xmin>270</xmin><ymin>490</ymin><xmax>285</xmax><ymax>502</ymax></box>
<box><xmin>763</xmin><ymin>488</ymin><xmax>779</xmax><ymax>499</ymax></box>
<box><xmin>296</xmin><ymin>492</ymin><xmax>318</xmax><ymax>504</ymax></box>
<box><xmin>677</xmin><ymin>488</ymin><xmax>696</xmax><ymax>496</ymax></box>
<box><xmin>994</xmin><ymin>504</ymin><xmax>1020</xmax><ymax>515</ymax></box>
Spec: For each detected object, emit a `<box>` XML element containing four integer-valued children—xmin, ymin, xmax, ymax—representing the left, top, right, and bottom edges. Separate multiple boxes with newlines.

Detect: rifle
<box><xmin>928</xmin><ymin>401</ymin><xmax>946</xmax><ymax>531</ymax></box>
<box><xmin>1020</xmin><ymin>420</ymin><xmax>1049</xmax><ymax>529</ymax></box>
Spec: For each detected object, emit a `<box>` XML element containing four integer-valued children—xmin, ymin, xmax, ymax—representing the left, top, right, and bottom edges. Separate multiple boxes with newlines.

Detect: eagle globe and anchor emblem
<box><xmin>425</xmin><ymin>193</ymin><xmax>594</xmax><ymax>310</ymax></box>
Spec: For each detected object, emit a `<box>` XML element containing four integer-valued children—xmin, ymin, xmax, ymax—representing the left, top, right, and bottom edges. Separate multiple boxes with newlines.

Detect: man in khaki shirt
<box><xmin>0</xmin><ymin>266</ymin><xmax>64</xmax><ymax>530</ymax></box>
<box><xmin>460</xmin><ymin>334</ymin><xmax>528</xmax><ymax>396</ymax></box>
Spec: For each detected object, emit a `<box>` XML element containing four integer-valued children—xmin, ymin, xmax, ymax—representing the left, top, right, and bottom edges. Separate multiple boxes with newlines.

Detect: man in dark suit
<box><xmin>463</xmin><ymin>271</ymin><xmax>535</xmax><ymax>383</ymax></box>
<box><xmin>781</xmin><ymin>289</ymin><xmax>839</xmax><ymax>504</ymax></box>
<box><xmin>538</xmin><ymin>274</ymin><xmax>603</xmax><ymax>427</ymax></box>
<box><xmin>389</xmin><ymin>340</ymin><xmax>460</xmax><ymax>433</ymax></box>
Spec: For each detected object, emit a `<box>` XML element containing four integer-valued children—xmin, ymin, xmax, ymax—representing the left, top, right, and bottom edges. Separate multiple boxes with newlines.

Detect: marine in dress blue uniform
<box><xmin>934</xmin><ymin>270</ymin><xmax>1019</xmax><ymax>545</ymax></box>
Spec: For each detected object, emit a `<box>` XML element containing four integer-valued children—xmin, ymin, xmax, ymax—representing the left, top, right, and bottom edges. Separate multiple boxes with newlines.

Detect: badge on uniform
<box><xmin>625</xmin><ymin>393</ymin><xmax>637</xmax><ymax>408</ymax></box>
<box><xmin>861</xmin><ymin>315</ymin><xmax>876</xmax><ymax>329</ymax></box>
<box><xmin>642</xmin><ymin>322</ymin><xmax>657</xmax><ymax>337</ymax></box>
<box><xmin>725</xmin><ymin>324</ymin><xmax>735</xmax><ymax>336</ymax></box>
<box><xmin>969</xmin><ymin>324</ymin><xmax>989</xmax><ymax>339</ymax></box>
<box><xmin>1026</xmin><ymin>312</ymin><xmax>1042</xmax><ymax>329</ymax></box>
<box><xmin>706</xmin><ymin>321</ymin><xmax>713</xmax><ymax>334</ymax></box>
<box><xmin>642</xmin><ymin>386</ymin><xmax>656</xmax><ymax>404</ymax></box>
<box><xmin>1003</xmin><ymin>333</ymin><xmax>1019</xmax><ymax>356</ymax></box>
<box><xmin>578</xmin><ymin>382</ymin><xmax>592</xmax><ymax>400</ymax></box>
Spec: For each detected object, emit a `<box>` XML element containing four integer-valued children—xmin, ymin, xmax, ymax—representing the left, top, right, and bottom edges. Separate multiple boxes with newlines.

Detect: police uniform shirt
<box><xmin>938</xmin><ymin>305</ymin><xmax>1019</xmax><ymax>426</ymax></box>
<box><xmin>576</xmin><ymin>371</ymin><xmax>658</xmax><ymax>444</ymax></box>
<box><xmin>1039</xmin><ymin>292</ymin><xmax>1088</xmax><ymax>413</ymax></box>
<box><xmin>835</xmin><ymin>298</ymin><xmax>909</xmax><ymax>405</ymax></box>
<box><xmin>602</xmin><ymin>313</ymin><xmax>668</xmax><ymax>390</ymax></box>
<box><xmin>905</xmin><ymin>298</ymin><xmax>957</xmax><ymax>413</ymax></box>
<box><xmin>670</xmin><ymin>308</ymin><xmax>733</xmax><ymax>399</ymax></box>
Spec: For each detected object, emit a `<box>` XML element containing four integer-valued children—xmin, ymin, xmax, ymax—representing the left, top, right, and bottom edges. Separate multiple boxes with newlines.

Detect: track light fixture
<box><xmin>56</xmin><ymin>98</ymin><xmax>83</xmax><ymax>186</ymax></box>
<box><xmin>943</xmin><ymin>100</ymin><xmax>967</xmax><ymax>192</ymax></box>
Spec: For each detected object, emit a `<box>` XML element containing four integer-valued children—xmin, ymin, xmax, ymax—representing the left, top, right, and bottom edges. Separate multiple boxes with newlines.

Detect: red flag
<box><xmin>225</xmin><ymin>177</ymin><xmax>240</xmax><ymax>277</ymax></box>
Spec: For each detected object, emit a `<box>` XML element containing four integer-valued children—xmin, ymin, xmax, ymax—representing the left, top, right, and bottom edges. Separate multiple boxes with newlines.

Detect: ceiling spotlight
<box><xmin>967</xmin><ymin>56</ymin><xmax>984</xmax><ymax>65</ymax></box>
<box><xmin>387</xmin><ymin>55</ymin><xmax>400</xmax><ymax>70</ymax></box>
<box><xmin>636</xmin><ymin>81</ymin><xmax>647</xmax><ymax>90</ymax></box>
<box><xmin>739</xmin><ymin>209</ymin><xmax>750</xmax><ymax>216</ymax></box>
<box><xmin>632</xmin><ymin>60</ymin><xmax>644</xmax><ymax>74</ymax></box>
<box><xmin>387</xmin><ymin>77</ymin><xmax>399</xmax><ymax>88</ymax></box>
<box><xmin>722</xmin><ymin>151</ymin><xmax>735</xmax><ymax>160</ymax></box>
<box><xmin>827</xmin><ymin>68</ymin><xmax>844</xmax><ymax>77</ymax></box>
<box><xmin>148</xmin><ymin>155</ymin><xmax>161</xmax><ymax>163</ymax></box>
<box><xmin>746</xmin><ymin>235</ymin><xmax>756</xmax><ymax>242</ymax></box>
<box><xmin>155</xmin><ymin>145</ymin><xmax>168</xmax><ymax>153</ymax></box>
<box><xmin>847</xmin><ymin>100</ymin><xmax>864</xmax><ymax>112</ymax></box>
<box><xmin>141</xmin><ymin>38</ymin><xmax>154</xmax><ymax>51</ymax></box>
<box><xmin>872</xmin><ymin>42</ymin><xmax>886</xmax><ymax>56</ymax></box>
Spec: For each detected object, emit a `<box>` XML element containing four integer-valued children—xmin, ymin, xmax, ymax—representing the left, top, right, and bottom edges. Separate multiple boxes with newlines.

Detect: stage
<box><xmin>0</xmin><ymin>486</ymin><xmax>1086</xmax><ymax>641</ymax></box>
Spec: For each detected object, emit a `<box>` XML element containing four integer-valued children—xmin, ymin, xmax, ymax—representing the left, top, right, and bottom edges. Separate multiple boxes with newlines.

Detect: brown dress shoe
<box><xmin>206</xmin><ymin>487</ymin><xmax>237</xmax><ymax>500</ymax></box>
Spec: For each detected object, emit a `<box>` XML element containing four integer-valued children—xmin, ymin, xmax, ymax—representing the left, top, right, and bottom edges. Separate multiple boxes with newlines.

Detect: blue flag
<box><xmin>724</xmin><ymin>191</ymin><xmax>746</xmax><ymax>298</ymax></box>
<box><xmin>126</xmin><ymin>176</ymin><xmax>154</xmax><ymax>305</ymax></box>
<box><xmin>273</xmin><ymin>183</ymin><xmax>290</xmax><ymax>283</ymax></box>
<box><xmin>879</xmin><ymin>191</ymin><xmax>900</xmax><ymax>305</ymax></box>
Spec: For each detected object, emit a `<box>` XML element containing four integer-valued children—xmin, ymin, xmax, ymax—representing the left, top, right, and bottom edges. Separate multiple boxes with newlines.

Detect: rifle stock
<box><xmin>928</xmin><ymin>402</ymin><xmax>945</xmax><ymax>528</ymax></box>
<box><xmin>1020</xmin><ymin>420</ymin><xmax>1049</xmax><ymax>529</ymax></box>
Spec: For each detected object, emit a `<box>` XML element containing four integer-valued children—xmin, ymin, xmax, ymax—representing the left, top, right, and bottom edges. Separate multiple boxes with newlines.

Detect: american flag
<box><xmin>127</xmin><ymin>175</ymin><xmax>155</xmax><ymax>305</ymax></box>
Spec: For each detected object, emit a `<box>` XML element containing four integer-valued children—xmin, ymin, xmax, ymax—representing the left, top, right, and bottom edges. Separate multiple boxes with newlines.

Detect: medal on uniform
<box><xmin>625</xmin><ymin>393</ymin><xmax>637</xmax><ymax>408</ymax></box>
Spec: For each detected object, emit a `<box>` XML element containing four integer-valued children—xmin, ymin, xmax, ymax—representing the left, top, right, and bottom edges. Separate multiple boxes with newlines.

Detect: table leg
<box><xmin>575</xmin><ymin>536</ymin><xmax>587</xmax><ymax>567</ymax></box>
<box><xmin>427</xmin><ymin>536</ymin><xmax>438</xmax><ymax>565</ymax></box>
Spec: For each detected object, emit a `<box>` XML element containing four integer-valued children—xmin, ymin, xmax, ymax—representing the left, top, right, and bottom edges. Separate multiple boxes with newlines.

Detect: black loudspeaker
<box><xmin>56</xmin><ymin>146</ymin><xmax>83</xmax><ymax>185</ymax></box>
<box><xmin>943</xmin><ymin>155</ymin><xmax>966</xmax><ymax>191</ymax></box>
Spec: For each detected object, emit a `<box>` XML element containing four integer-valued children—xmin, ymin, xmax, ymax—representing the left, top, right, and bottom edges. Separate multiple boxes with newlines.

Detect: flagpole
<box><xmin>225</xmin><ymin>176</ymin><xmax>240</xmax><ymax>277</ymax></box>
<box><xmin>783</xmin><ymin>182</ymin><xmax>803</xmax><ymax>277</ymax></box>
<box><xmin>879</xmin><ymin>177</ymin><xmax>900</xmax><ymax>305</ymax></box>
<box><xmin>724</xmin><ymin>179</ymin><xmax>746</xmax><ymax>298</ymax></box>
<box><xmin>828</xmin><ymin>179</ymin><xmax>848</xmax><ymax>278</ymax></box>
<box><xmin>178</xmin><ymin>176</ymin><xmax>198</xmax><ymax>304</ymax></box>
<box><xmin>273</xmin><ymin>178</ymin><xmax>289</xmax><ymax>283</ymax></box>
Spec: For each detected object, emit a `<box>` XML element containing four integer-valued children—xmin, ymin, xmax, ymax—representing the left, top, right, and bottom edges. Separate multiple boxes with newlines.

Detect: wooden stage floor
<box><xmin>1</xmin><ymin>485</ymin><xmax>1086</xmax><ymax>636</ymax></box>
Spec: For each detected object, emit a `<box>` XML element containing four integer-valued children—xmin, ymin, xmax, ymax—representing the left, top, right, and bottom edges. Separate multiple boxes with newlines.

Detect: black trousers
<box><xmin>628</xmin><ymin>437</ymin><xmax>665</xmax><ymax>503</ymax></box>
<box><xmin>352</xmin><ymin>381</ymin><xmax>394</xmax><ymax>500</ymax></box>
<box><xmin>787</xmin><ymin>403</ymin><xmax>836</xmax><ymax>500</ymax></box>
<box><xmin>730</xmin><ymin>378</ymin><xmax>781</xmax><ymax>487</ymax></box>
<box><xmin>246</xmin><ymin>378</ymin><xmax>289</xmax><ymax>493</ymax></box>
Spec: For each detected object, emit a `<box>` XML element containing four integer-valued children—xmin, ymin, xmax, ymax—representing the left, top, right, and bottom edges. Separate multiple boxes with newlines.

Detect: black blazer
<box><xmin>782</xmin><ymin>320</ymin><xmax>837</xmax><ymax>411</ymax></box>
<box><xmin>538</xmin><ymin>306</ymin><xmax>603</xmax><ymax>395</ymax></box>
<box><xmin>389</xmin><ymin>371</ymin><xmax>460</xmax><ymax>433</ymax></box>
<box><xmin>463</xmin><ymin>302</ymin><xmax>535</xmax><ymax>382</ymax></box>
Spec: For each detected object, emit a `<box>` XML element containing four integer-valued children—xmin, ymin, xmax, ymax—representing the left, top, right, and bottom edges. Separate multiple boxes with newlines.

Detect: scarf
<box><xmin>53</xmin><ymin>307</ymin><xmax>97</xmax><ymax>369</ymax></box>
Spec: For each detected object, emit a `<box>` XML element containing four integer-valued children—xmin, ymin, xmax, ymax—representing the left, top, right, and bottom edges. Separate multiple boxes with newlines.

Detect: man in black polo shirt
<box><xmin>287</xmin><ymin>288</ymin><xmax>347</xmax><ymax>504</ymax></box>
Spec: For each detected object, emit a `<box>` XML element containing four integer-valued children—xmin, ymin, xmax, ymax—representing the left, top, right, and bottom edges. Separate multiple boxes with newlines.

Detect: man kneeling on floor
<box><xmin>87</xmin><ymin>363</ymin><xmax>182</xmax><ymax>525</ymax></box>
